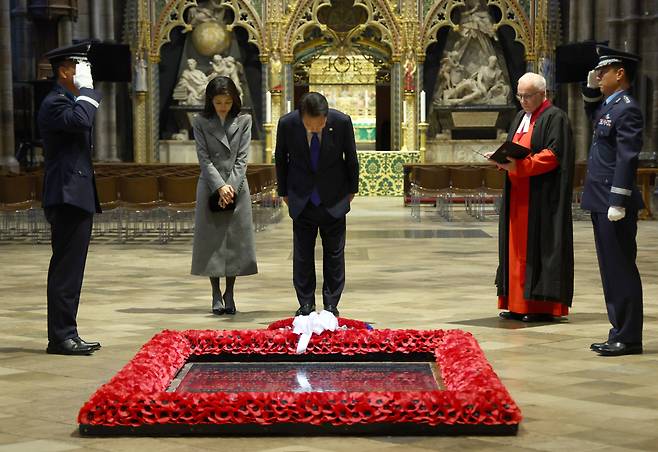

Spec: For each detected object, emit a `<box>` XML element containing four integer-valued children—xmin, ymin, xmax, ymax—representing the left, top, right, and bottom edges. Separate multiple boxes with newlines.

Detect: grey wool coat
<box><xmin>190</xmin><ymin>113</ymin><xmax>258</xmax><ymax>277</ymax></box>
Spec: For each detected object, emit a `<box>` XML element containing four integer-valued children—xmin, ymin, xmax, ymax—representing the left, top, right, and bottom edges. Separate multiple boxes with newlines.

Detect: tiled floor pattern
<box><xmin>0</xmin><ymin>197</ymin><xmax>657</xmax><ymax>451</ymax></box>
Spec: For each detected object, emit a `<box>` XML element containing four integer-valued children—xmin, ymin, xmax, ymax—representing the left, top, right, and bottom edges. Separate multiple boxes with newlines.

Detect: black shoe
<box><xmin>498</xmin><ymin>311</ymin><xmax>522</xmax><ymax>320</ymax></box>
<box><xmin>223</xmin><ymin>295</ymin><xmax>236</xmax><ymax>315</ymax></box>
<box><xmin>46</xmin><ymin>338</ymin><xmax>95</xmax><ymax>356</ymax></box>
<box><xmin>595</xmin><ymin>342</ymin><xmax>642</xmax><ymax>356</ymax></box>
<box><xmin>323</xmin><ymin>305</ymin><xmax>339</xmax><ymax>316</ymax></box>
<box><xmin>521</xmin><ymin>314</ymin><xmax>554</xmax><ymax>323</ymax></box>
<box><xmin>295</xmin><ymin>303</ymin><xmax>316</xmax><ymax>316</ymax></box>
<box><xmin>73</xmin><ymin>337</ymin><xmax>101</xmax><ymax>351</ymax></box>
<box><xmin>212</xmin><ymin>297</ymin><xmax>225</xmax><ymax>315</ymax></box>
<box><xmin>590</xmin><ymin>341</ymin><xmax>608</xmax><ymax>351</ymax></box>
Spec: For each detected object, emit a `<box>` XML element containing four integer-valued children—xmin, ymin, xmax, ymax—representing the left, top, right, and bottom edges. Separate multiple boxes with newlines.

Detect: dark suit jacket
<box><xmin>275</xmin><ymin>109</ymin><xmax>359</xmax><ymax>219</ymax></box>
<box><xmin>581</xmin><ymin>88</ymin><xmax>644</xmax><ymax>212</ymax></box>
<box><xmin>38</xmin><ymin>83</ymin><xmax>102</xmax><ymax>214</ymax></box>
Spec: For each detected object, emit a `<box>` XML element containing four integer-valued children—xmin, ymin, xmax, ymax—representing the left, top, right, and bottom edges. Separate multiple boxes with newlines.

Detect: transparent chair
<box><xmin>159</xmin><ymin>174</ymin><xmax>198</xmax><ymax>242</ymax></box>
<box><xmin>117</xmin><ymin>175</ymin><xmax>164</xmax><ymax>242</ymax></box>
<box><xmin>93</xmin><ymin>176</ymin><xmax>121</xmax><ymax>239</ymax></box>
<box><xmin>409</xmin><ymin>166</ymin><xmax>451</xmax><ymax>221</ymax></box>
<box><xmin>446</xmin><ymin>166</ymin><xmax>484</xmax><ymax>221</ymax></box>
<box><xmin>478</xmin><ymin>167</ymin><xmax>506</xmax><ymax>220</ymax></box>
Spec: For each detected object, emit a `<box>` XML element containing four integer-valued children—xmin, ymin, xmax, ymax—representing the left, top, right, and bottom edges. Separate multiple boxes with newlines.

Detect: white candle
<box><xmin>403</xmin><ymin>101</ymin><xmax>407</xmax><ymax>123</ymax></box>
<box><xmin>265</xmin><ymin>91</ymin><xmax>271</xmax><ymax>123</ymax></box>
<box><xmin>420</xmin><ymin>90</ymin><xmax>426</xmax><ymax>123</ymax></box>
<box><xmin>287</xmin><ymin>100</ymin><xmax>292</xmax><ymax>113</ymax></box>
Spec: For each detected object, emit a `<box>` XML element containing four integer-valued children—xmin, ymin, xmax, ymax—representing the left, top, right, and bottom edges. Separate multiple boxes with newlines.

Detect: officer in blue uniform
<box><xmin>581</xmin><ymin>46</ymin><xmax>644</xmax><ymax>357</ymax></box>
<box><xmin>39</xmin><ymin>44</ymin><xmax>103</xmax><ymax>355</ymax></box>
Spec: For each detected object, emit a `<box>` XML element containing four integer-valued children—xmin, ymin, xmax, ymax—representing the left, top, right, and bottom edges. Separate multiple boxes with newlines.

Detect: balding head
<box><xmin>517</xmin><ymin>72</ymin><xmax>547</xmax><ymax>113</ymax></box>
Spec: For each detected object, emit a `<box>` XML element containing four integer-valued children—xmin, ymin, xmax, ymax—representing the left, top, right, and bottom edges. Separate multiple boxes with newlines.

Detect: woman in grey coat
<box><xmin>191</xmin><ymin>76</ymin><xmax>257</xmax><ymax>315</ymax></box>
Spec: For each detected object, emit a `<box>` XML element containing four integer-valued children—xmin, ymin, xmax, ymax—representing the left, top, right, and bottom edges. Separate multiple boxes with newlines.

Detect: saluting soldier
<box><xmin>581</xmin><ymin>46</ymin><xmax>644</xmax><ymax>357</ymax></box>
<box><xmin>39</xmin><ymin>44</ymin><xmax>103</xmax><ymax>356</ymax></box>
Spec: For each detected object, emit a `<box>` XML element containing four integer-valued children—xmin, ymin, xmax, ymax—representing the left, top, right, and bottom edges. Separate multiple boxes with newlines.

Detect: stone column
<box><xmin>90</xmin><ymin>0</ymin><xmax>118</xmax><ymax>161</ymax></box>
<box><xmin>0</xmin><ymin>1</ymin><xmax>18</xmax><ymax>171</ymax></box>
<box><xmin>11</xmin><ymin>0</ymin><xmax>34</xmax><ymax>82</ymax></box>
<box><xmin>567</xmin><ymin>0</ymin><xmax>595</xmax><ymax>162</ymax></box>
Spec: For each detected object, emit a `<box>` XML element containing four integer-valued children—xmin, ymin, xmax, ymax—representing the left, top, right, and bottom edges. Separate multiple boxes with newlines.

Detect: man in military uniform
<box><xmin>581</xmin><ymin>46</ymin><xmax>644</xmax><ymax>357</ymax></box>
<box><xmin>39</xmin><ymin>45</ymin><xmax>103</xmax><ymax>355</ymax></box>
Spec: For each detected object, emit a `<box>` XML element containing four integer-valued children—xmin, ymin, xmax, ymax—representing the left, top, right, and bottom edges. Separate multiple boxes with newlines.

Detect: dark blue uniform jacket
<box><xmin>581</xmin><ymin>88</ymin><xmax>644</xmax><ymax>212</ymax></box>
<box><xmin>38</xmin><ymin>83</ymin><xmax>102</xmax><ymax>214</ymax></box>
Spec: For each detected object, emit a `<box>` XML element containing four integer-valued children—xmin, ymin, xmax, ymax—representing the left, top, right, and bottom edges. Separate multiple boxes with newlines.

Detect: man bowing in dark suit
<box><xmin>38</xmin><ymin>45</ymin><xmax>103</xmax><ymax>355</ymax></box>
<box><xmin>275</xmin><ymin>92</ymin><xmax>359</xmax><ymax>317</ymax></box>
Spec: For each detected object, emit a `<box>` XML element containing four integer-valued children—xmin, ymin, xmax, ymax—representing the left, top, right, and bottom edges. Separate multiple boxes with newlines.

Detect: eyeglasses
<box><xmin>515</xmin><ymin>92</ymin><xmax>541</xmax><ymax>101</ymax></box>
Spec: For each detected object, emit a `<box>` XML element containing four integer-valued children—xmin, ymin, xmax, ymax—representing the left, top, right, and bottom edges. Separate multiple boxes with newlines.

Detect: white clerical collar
<box><xmin>515</xmin><ymin>112</ymin><xmax>531</xmax><ymax>134</ymax></box>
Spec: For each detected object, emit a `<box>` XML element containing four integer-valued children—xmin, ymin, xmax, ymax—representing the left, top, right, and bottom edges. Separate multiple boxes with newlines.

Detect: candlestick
<box><xmin>420</xmin><ymin>90</ymin><xmax>426</xmax><ymax>122</ymax></box>
<box><xmin>265</xmin><ymin>91</ymin><xmax>271</xmax><ymax>123</ymax></box>
<box><xmin>403</xmin><ymin>101</ymin><xmax>407</xmax><ymax>123</ymax></box>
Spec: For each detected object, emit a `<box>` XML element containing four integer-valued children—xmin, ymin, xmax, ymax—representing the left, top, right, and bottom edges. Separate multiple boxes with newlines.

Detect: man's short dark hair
<box><xmin>299</xmin><ymin>92</ymin><xmax>329</xmax><ymax>117</ymax></box>
<box><xmin>50</xmin><ymin>58</ymin><xmax>74</xmax><ymax>80</ymax></box>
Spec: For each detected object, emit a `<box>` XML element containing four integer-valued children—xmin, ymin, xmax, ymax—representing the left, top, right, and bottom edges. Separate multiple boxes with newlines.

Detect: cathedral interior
<box><xmin>0</xmin><ymin>0</ymin><xmax>657</xmax><ymax>450</ymax></box>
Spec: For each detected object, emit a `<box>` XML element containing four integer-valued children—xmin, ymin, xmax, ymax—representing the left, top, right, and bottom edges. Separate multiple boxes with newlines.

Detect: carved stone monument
<box><xmin>428</xmin><ymin>0</ymin><xmax>515</xmax><ymax>161</ymax></box>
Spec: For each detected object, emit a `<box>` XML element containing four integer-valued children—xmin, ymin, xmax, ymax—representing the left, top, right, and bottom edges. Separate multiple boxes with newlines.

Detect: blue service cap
<box><xmin>594</xmin><ymin>45</ymin><xmax>641</xmax><ymax>71</ymax></box>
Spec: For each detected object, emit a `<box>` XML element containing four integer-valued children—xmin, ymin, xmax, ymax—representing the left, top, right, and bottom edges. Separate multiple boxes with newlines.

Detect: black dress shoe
<box><xmin>595</xmin><ymin>342</ymin><xmax>642</xmax><ymax>356</ymax></box>
<box><xmin>73</xmin><ymin>337</ymin><xmax>101</xmax><ymax>351</ymax></box>
<box><xmin>295</xmin><ymin>303</ymin><xmax>316</xmax><ymax>316</ymax></box>
<box><xmin>212</xmin><ymin>298</ymin><xmax>225</xmax><ymax>315</ymax></box>
<box><xmin>590</xmin><ymin>341</ymin><xmax>608</xmax><ymax>351</ymax></box>
<box><xmin>46</xmin><ymin>338</ymin><xmax>95</xmax><ymax>356</ymax></box>
<box><xmin>498</xmin><ymin>311</ymin><xmax>522</xmax><ymax>320</ymax></box>
<box><xmin>223</xmin><ymin>295</ymin><xmax>236</xmax><ymax>315</ymax></box>
<box><xmin>521</xmin><ymin>314</ymin><xmax>554</xmax><ymax>323</ymax></box>
<box><xmin>323</xmin><ymin>305</ymin><xmax>339</xmax><ymax>316</ymax></box>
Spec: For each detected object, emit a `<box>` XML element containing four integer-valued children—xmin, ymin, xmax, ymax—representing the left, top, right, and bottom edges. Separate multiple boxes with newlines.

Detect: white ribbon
<box><xmin>292</xmin><ymin>310</ymin><xmax>339</xmax><ymax>354</ymax></box>
<box><xmin>515</xmin><ymin>112</ymin><xmax>531</xmax><ymax>134</ymax></box>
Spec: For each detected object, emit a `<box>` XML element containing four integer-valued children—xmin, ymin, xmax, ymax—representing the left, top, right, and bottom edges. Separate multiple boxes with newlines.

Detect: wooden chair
<box><xmin>0</xmin><ymin>174</ymin><xmax>37</xmax><ymax>240</ymax></box>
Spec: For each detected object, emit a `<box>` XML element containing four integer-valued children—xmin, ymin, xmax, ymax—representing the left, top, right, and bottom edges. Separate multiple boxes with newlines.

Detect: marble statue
<box><xmin>173</xmin><ymin>58</ymin><xmax>208</xmax><ymax>105</ymax></box>
<box><xmin>188</xmin><ymin>0</ymin><xmax>230</xmax><ymax>56</ymax></box>
<box><xmin>432</xmin><ymin>0</ymin><xmax>510</xmax><ymax>107</ymax></box>
<box><xmin>269</xmin><ymin>50</ymin><xmax>283</xmax><ymax>91</ymax></box>
<box><xmin>403</xmin><ymin>50</ymin><xmax>416</xmax><ymax>92</ymax></box>
<box><xmin>208</xmin><ymin>54</ymin><xmax>244</xmax><ymax>99</ymax></box>
<box><xmin>441</xmin><ymin>56</ymin><xmax>510</xmax><ymax>105</ymax></box>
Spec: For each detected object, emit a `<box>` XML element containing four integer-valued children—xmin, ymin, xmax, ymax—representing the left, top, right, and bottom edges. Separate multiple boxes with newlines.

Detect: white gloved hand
<box><xmin>587</xmin><ymin>69</ymin><xmax>598</xmax><ymax>89</ymax></box>
<box><xmin>607</xmin><ymin>206</ymin><xmax>626</xmax><ymax>221</ymax></box>
<box><xmin>73</xmin><ymin>62</ymin><xmax>94</xmax><ymax>89</ymax></box>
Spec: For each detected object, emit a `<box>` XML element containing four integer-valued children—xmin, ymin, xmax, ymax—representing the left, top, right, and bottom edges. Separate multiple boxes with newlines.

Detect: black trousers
<box><xmin>591</xmin><ymin>211</ymin><xmax>643</xmax><ymax>344</ymax></box>
<box><xmin>45</xmin><ymin>204</ymin><xmax>93</xmax><ymax>343</ymax></box>
<box><xmin>293</xmin><ymin>203</ymin><xmax>346</xmax><ymax>308</ymax></box>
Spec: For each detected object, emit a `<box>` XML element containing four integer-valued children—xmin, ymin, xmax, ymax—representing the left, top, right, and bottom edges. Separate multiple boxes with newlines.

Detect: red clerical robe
<box><xmin>497</xmin><ymin>99</ymin><xmax>571</xmax><ymax>316</ymax></box>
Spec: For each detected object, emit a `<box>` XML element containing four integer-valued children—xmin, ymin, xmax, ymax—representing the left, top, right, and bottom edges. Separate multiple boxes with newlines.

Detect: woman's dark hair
<box><xmin>299</xmin><ymin>92</ymin><xmax>329</xmax><ymax>117</ymax></box>
<box><xmin>202</xmin><ymin>75</ymin><xmax>242</xmax><ymax>118</ymax></box>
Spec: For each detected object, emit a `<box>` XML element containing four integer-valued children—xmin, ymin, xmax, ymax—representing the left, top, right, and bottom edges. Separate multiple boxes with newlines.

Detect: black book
<box><xmin>487</xmin><ymin>141</ymin><xmax>530</xmax><ymax>164</ymax></box>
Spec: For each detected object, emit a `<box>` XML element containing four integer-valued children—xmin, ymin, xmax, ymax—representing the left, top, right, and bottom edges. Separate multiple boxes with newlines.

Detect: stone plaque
<box><xmin>451</xmin><ymin>111</ymin><xmax>500</xmax><ymax>127</ymax></box>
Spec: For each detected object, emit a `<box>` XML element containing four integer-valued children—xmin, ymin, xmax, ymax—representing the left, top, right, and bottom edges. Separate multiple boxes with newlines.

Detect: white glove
<box><xmin>607</xmin><ymin>206</ymin><xmax>626</xmax><ymax>221</ymax></box>
<box><xmin>73</xmin><ymin>62</ymin><xmax>94</xmax><ymax>89</ymax></box>
<box><xmin>587</xmin><ymin>69</ymin><xmax>598</xmax><ymax>89</ymax></box>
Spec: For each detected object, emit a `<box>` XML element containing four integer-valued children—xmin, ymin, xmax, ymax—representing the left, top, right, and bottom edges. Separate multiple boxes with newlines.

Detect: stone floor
<box><xmin>0</xmin><ymin>197</ymin><xmax>657</xmax><ymax>452</ymax></box>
